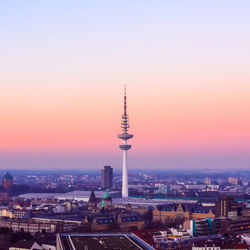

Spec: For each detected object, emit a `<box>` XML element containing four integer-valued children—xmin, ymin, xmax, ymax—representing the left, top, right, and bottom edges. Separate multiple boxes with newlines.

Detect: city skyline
<box><xmin>1</xmin><ymin>1</ymin><xmax>250</xmax><ymax>170</ymax></box>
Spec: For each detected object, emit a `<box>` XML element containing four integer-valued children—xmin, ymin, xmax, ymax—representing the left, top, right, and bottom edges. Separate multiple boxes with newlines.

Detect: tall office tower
<box><xmin>117</xmin><ymin>86</ymin><xmax>133</xmax><ymax>198</ymax></box>
<box><xmin>101</xmin><ymin>166</ymin><xmax>113</xmax><ymax>189</ymax></box>
<box><xmin>215</xmin><ymin>196</ymin><xmax>238</xmax><ymax>218</ymax></box>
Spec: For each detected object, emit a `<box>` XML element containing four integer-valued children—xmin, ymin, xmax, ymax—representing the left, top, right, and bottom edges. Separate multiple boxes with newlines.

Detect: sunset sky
<box><xmin>0</xmin><ymin>1</ymin><xmax>250</xmax><ymax>170</ymax></box>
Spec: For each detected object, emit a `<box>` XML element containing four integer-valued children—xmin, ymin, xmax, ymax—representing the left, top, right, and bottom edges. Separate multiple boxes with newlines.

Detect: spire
<box><xmin>124</xmin><ymin>84</ymin><xmax>127</xmax><ymax>115</ymax></box>
<box><xmin>118</xmin><ymin>85</ymin><xmax>133</xmax><ymax>143</ymax></box>
<box><xmin>103</xmin><ymin>189</ymin><xmax>111</xmax><ymax>199</ymax></box>
<box><xmin>87</xmin><ymin>190</ymin><xmax>97</xmax><ymax>211</ymax></box>
<box><xmin>121</xmin><ymin>84</ymin><xmax>129</xmax><ymax>133</ymax></box>
<box><xmin>88</xmin><ymin>190</ymin><xmax>96</xmax><ymax>203</ymax></box>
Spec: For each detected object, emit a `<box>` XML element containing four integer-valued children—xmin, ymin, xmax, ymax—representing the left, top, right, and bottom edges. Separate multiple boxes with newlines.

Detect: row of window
<box><xmin>122</xmin><ymin>217</ymin><xmax>137</xmax><ymax>222</ymax></box>
<box><xmin>97</xmin><ymin>218</ymin><xmax>114</xmax><ymax>224</ymax></box>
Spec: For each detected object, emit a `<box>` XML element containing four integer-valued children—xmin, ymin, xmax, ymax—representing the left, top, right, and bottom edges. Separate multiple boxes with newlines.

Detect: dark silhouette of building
<box><xmin>2</xmin><ymin>172</ymin><xmax>13</xmax><ymax>190</ymax></box>
<box><xmin>215</xmin><ymin>196</ymin><xmax>237</xmax><ymax>218</ymax></box>
<box><xmin>87</xmin><ymin>190</ymin><xmax>97</xmax><ymax>212</ymax></box>
<box><xmin>101</xmin><ymin>166</ymin><xmax>113</xmax><ymax>189</ymax></box>
<box><xmin>0</xmin><ymin>172</ymin><xmax>13</xmax><ymax>201</ymax></box>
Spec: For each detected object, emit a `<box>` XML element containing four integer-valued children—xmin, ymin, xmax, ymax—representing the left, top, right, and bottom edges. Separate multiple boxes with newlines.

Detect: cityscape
<box><xmin>1</xmin><ymin>1</ymin><xmax>250</xmax><ymax>250</ymax></box>
<box><xmin>1</xmin><ymin>167</ymin><xmax>250</xmax><ymax>249</ymax></box>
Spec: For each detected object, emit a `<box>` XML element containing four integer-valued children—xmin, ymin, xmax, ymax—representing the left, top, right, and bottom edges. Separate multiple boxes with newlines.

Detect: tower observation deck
<box><xmin>117</xmin><ymin>86</ymin><xmax>133</xmax><ymax>198</ymax></box>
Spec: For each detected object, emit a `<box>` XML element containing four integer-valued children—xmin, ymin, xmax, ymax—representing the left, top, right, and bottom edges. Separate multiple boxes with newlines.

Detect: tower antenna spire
<box><xmin>124</xmin><ymin>84</ymin><xmax>127</xmax><ymax>116</ymax></box>
<box><xmin>117</xmin><ymin>85</ymin><xmax>133</xmax><ymax>198</ymax></box>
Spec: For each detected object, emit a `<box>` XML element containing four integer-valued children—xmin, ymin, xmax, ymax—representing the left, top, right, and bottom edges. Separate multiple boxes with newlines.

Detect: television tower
<box><xmin>117</xmin><ymin>85</ymin><xmax>133</xmax><ymax>198</ymax></box>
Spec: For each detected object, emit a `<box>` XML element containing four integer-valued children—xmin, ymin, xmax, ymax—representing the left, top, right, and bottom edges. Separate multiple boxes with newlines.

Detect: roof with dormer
<box><xmin>157</xmin><ymin>203</ymin><xmax>215</xmax><ymax>214</ymax></box>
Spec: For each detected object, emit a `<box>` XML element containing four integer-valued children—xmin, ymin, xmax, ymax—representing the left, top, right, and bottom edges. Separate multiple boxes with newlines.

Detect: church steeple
<box><xmin>87</xmin><ymin>190</ymin><xmax>97</xmax><ymax>211</ymax></box>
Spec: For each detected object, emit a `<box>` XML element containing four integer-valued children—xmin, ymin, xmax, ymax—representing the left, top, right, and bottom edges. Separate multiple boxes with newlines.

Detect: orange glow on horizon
<box><xmin>1</xmin><ymin>77</ymin><xmax>250</xmax><ymax>155</ymax></box>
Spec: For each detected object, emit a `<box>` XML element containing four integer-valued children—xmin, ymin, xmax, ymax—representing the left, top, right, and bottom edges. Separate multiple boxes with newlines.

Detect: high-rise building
<box><xmin>117</xmin><ymin>86</ymin><xmax>133</xmax><ymax>198</ymax></box>
<box><xmin>215</xmin><ymin>196</ymin><xmax>238</xmax><ymax>218</ymax></box>
<box><xmin>101</xmin><ymin>166</ymin><xmax>113</xmax><ymax>189</ymax></box>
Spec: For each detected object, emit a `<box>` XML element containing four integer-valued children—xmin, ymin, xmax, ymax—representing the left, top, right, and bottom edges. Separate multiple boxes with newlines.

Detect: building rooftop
<box><xmin>156</xmin><ymin>203</ymin><xmax>215</xmax><ymax>213</ymax></box>
<box><xmin>57</xmin><ymin>233</ymin><xmax>153</xmax><ymax>250</ymax></box>
<box><xmin>19</xmin><ymin>190</ymin><xmax>121</xmax><ymax>201</ymax></box>
<box><xmin>10</xmin><ymin>240</ymin><xmax>38</xmax><ymax>249</ymax></box>
<box><xmin>88</xmin><ymin>190</ymin><xmax>97</xmax><ymax>203</ymax></box>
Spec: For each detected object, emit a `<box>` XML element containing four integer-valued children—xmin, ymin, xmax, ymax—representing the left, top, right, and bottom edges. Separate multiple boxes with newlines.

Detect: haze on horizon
<box><xmin>0</xmin><ymin>1</ymin><xmax>250</xmax><ymax>170</ymax></box>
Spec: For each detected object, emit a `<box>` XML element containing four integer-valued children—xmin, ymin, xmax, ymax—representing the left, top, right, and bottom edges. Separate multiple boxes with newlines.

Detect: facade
<box><xmin>87</xmin><ymin>190</ymin><xmax>97</xmax><ymax>212</ymax></box>
<box><xmin>2</xmin><ymin>172</ymin><xmax>13</xmax><ymax>190</ymax></box>
<box><xmin>230</xmin><ymin>218</ymin><xmax>250</xmax><ymax>235</ymax></box>
<box><xmin>12</xmin><ymin>209</ymin><xmax>31</xmax><ymax>219</ymax></box>
<box><xmin>205</xmin><ymin>177</ymin><xmax>211</xmax><ymax>185</ymax></box>
<box><xmin>0</xmin><ymin>219</ymin><xmax>57</xmax><ymax>234</ymax></box>
<box><xmin>191</xmin><ymin>217</ymin><xmax>223</xmax><ymax>237</ymax></box>
<box><xmin>187</xmin><ymin>217</ymin><xmax>250</xmax><ymax>237</ymax></box>
<box><xmin>0</xmin><ymin>172</ymin><xmax>13</xmax><ymax>200</ymax></box>
<box><xmin>101</xmin><ymin>166</ymin><xmax>113</xmax><ymax>189</ymax></box>
<box><xmin>153</xmin><ymin>203</ymin><xmax>215</xmax><ymax>223</ymax></box>
<box><xmin>89</xmin><ymin>214</ymin><xmax>144</xmax><ymax>232</ymax></box>
<box><xmin>0</xmin><ymin>209</ymin><xmax>13</xmax><ymax>218</ymax></box>
<box><xmin>215</xmin><ymin>196</ymin><xmax>237</xmax><ymax>218</ymax></box>
<box><xmin>117</xmin><ymin>86</ymin><xmax>133</xmax><ymax>198</ymax></box>
<box><xmin>228</xmin><ymin>177</ymin><xmax>238</xmax><ymax>185</ymax></box>
<box><xmin>32</xmin><ymin>212</ymin><xmax>144</xmax><ymax>233</ymax></box>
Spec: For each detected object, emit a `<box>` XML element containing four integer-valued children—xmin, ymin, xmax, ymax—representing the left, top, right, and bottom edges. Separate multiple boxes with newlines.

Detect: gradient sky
<box><xmin>0</xmin><ymin>1</ymin><xmax>250</xmax><ymax>170</ymax></box>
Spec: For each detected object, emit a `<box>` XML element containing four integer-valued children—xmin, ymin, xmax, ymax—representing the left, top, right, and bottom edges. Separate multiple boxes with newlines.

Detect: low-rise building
<box><xmin>0</xmin><ymin>219</ymin><xmax>57</xmax><ymax>234</ymax></box>
<box><xmin>153</xmin><ymin>203</ymin><xmax>215</xmax><ymax>223</ymax></box>
<box><xmin>9</xmin><ymin>240</ymin><xmax>42</xmax><ymax>250</ymax></box>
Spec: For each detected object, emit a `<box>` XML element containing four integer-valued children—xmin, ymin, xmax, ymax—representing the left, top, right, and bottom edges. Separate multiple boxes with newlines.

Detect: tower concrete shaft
<box><xmin>122</xmin><ymin>150</ymin><xmax>128</xmax><ymax>197</ymax></box>
<box><xmin>117</xmin><ymin>86</ymin><xmax>133</xmax><ymax>198</ymax></box>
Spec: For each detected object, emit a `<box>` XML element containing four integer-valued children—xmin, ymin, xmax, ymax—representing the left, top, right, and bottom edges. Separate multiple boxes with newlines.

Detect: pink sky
<box><xmin>0</xmin><ymin>1</ymin><xmax>250</xmax><ymax>169</ymax></box>
<box><xmin>1</xmin><ymin>77</ymin><xmax>250</xmax><ymax>156</ymax></box>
